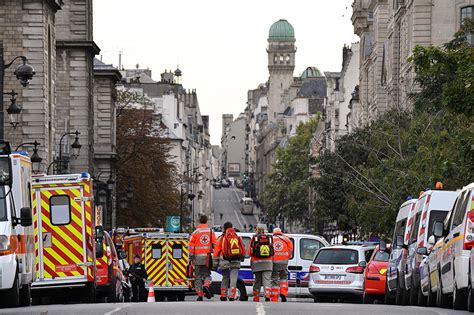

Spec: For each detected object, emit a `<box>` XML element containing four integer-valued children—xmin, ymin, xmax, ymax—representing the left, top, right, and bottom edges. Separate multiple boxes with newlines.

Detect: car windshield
<box><xmin>313</xmin><ymin>249</ymin><xmax>358</xmax><ymax>265</ymax></box>
<box><xmin>427</xmin><ymin>210</ymin><xmax>448</xmax><ymax>238</ymax></box>
<box><xmin>373</xmin><ymin>251</ymin><xmax>390</xmax><ymax>262</ymax></box>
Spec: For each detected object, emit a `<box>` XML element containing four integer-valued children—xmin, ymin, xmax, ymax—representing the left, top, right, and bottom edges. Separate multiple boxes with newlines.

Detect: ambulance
<box><xmin>122</xmin><ymin>228</ymin><xmax>190</xmax><ymax>301</ymax></box>
<box><xmin>31</xmin><ymin>173</ymin><xmax>102</xmax><ymax>303</ymax></box>
<box><xmin>0</xmin><ymin>145</ymin><xmax>35</xmax><ymax>308</ymax></box>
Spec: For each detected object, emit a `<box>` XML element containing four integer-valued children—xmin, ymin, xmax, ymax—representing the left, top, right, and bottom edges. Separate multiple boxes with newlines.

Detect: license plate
<box><xmin>325</xmin><ymin>275</ymin><xmax>342</xmax><ymax>280</ymax></box>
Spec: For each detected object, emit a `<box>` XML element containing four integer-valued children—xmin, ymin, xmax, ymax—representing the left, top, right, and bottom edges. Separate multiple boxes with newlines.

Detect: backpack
<box><xmin>222</xmin><ymin>228</ymin><xmax>245</xmax><ymax>261</ymax></box>
<box><xmin>252</xmin><ymin>234</ymin><xmax>274</xmax><ymax>258</ymax></box>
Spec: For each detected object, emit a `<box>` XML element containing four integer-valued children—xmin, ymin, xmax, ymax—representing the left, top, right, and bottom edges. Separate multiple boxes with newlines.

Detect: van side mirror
<box><xmin>379</xmin><ymin>240</ymin><xmax>387</xmax><ymax>252</ymax></box>
<box><xmin>19</xmin><ymin>207</ymin><xmax>32</xmax><ymax>227</ymax></box>
<box><xmin>428</xmin><ymin>235</ymin><xmax>436</xmax><ymax>246</ymax></box>
<box><xmin>118</xmin><ymin>250</ymin><xmax>127</xmax><ymax>260</ymax></box>
<box><xmin>416</xmin><ymin>247</ymin><xmax>428</xmax><ymax>256</ymax></box>
<box><xmin>95</xmin><ymin>241</ymin><xmax>104</xmax><ymax>258</ymax></box>
<box><xmin>433</xmin><ymin>221</ymin><xmax>444</xmax><ymax>238</ymax></box>
<box><xmin>95</xmin><ymin>225</ymin><xmax>104</xmax><ymax>241</ymax></box>
<box><xmin>395</xmin><ymin>235</ymin><xmax>404</xmax><ymax>249</ymax></box>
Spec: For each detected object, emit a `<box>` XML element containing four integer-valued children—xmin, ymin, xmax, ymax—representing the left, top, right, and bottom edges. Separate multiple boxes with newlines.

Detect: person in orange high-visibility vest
<box><xmin>189</xmin><ymin>215</ymin><xmax>216</xmax><ymax>301</ymax></box>
<box><xmin>213</xmin><ymin>221</ymin><xmax>243</xmax><ymax>301</ymax></box>
<box><xmin>249</xmin><ymin>226</ymin><xmax>273</xmax><ymax>302</ymax></box>
<box><xmin>271</xmin><ymin>227</ymin><xmax>293</xmax><ymax>302</ymax></box>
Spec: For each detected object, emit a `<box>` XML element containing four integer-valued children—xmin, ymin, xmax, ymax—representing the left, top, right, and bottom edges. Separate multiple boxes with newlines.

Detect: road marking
<box><xmin>256</xmin><ymin>302</ymin><xmax>265</xmax><ymax>315</ymax></box>
<box><xmin>104</xmin><ymin>304</ymin><xmax>130</xmax><ymax>315</ymax></box>
<box><xmin>231</xmin><ymin>188</ymin><xmax>248</xmax><ymax>229</ymax></box>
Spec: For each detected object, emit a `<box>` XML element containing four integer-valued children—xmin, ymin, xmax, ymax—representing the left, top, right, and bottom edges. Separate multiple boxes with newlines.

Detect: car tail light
<box><xmin>366</xmin><ymin>263</ymin><xmax>379</xmax><ymax>275</ymax></box>
<box><xmin>464</xmin><ymin>209</ymin><xmax>474</xmax><ymax>250</ymax></box>
<box><xmin>346</xmin><ymin>266</ymin><xmax>365</xmax><ymax>274</ymax></box>
<box><xmin>309</xmin><ymin>265</ymin><xmax>320</xmax><ymax>273</ymax></box>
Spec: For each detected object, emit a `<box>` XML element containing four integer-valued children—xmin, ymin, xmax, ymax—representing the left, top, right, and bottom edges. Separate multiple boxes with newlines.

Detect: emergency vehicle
<box><xmin>211</xmin><ymin>232</ymin><xmax>329</xmax><ymax>300</ymax></box>
<box><xmin>96</xmin><ymin>231</ymin><xmax>124</xmax><ymax>302</ymax></box>
<box><xmin>122</xmin><ymin>228</ymin><xmax>190</xmax><ymax>301</ymax></box>
<box><xmin>31</xmin><ymin>173</ymin><xmax>102</xmax><ymax>303</ymax></box>
<box><xmin>0</xmin><ymin>146</ymin><xmax>35</xmax><ymax>308</ymax></box>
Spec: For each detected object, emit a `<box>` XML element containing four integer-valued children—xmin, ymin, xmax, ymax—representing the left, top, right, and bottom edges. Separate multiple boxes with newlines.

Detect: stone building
<box><xmin>351</xmin><ymin>0</ymin><xmax>474</xmax><ymax>126</ymax></box>
<box><xmin>220</xmin><ymin>113</ymin><xmax>246</xmax><ymax>179</ymax></box>
<box><xmin>93</xmin><ymin>58</ymin><xmax>121</xmax><ymax>228</ymax></box>
<box><xmin>119</xmin><ymin>67</ymin><xmax>215</xmax><ymax>227</ymax></box>
<box><xmin>243</xmin><ymin>19</ymin><xmax>327</xmax><ymax>221</ymax></box>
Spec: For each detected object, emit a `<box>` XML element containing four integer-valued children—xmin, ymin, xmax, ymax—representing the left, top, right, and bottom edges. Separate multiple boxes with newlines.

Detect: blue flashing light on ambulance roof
<box><xmin>81</xmin><ymin>172</ymin><xmax>90</xmax><ymax>179</ymax></box>
<box><xmin>407</xmin><ymin>196</ymin><xmax>412</xmax><ymax>200</ymax></box>
<box><xmin>11</xmin><ymin>151</ymin><xmax>28</xmax><ymax>156</ymax></box>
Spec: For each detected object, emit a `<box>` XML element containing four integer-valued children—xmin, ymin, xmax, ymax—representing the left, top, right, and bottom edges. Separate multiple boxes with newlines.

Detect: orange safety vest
<box><xmin>189</xmin><ymin>224</ymin><xmax>216</xmax><ymax>258</ymax></box>
<box><xmin>272</xmin><ymin>233</ymin><xmax>293</xmax><ymax>262</ymax></box>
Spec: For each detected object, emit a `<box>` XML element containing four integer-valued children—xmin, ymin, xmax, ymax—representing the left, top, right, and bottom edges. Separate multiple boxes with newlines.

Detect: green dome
<box><xmin>269</xmin><ymin>19</ymin><xmax>295</xmax><ymax>40</ymax></box>
<box><xmin>301</xmin><ymin>66</ymin><xmax>322</xmax><ymax>78</ymax></box>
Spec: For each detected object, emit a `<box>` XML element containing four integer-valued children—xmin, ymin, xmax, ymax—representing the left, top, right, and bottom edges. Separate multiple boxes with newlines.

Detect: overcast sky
<box><xmin>93</xmin><ymin>0</ymin><xmax>359</xmax><ymax>145</ymax></box>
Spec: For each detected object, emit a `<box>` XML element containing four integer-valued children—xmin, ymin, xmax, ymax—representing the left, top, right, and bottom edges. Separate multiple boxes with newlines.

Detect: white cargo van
<box><xmin>0</xmin><ymin>147</ymin><xmax>35</xmax><ymax>307</ymax></box>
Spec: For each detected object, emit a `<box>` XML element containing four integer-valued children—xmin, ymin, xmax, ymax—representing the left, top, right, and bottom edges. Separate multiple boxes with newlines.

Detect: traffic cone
<box><xmin>147</xmin><ymin>281</ymin><xmax>155</xmax><ymax>302</ymax></box>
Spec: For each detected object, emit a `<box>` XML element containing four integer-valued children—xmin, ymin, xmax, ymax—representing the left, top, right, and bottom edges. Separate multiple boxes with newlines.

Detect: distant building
<box><xmin>220</xmin><ymin>114</ymin><xmax>246</xmax><ymax>179</ymax></box>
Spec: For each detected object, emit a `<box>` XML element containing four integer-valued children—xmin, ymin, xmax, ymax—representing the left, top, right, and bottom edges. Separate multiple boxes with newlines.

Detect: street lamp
<box><xmin>106</xmin><ymin>177</ymin><xmax>115</xmax><ymax>191</ymax></box>
<box><xmin>57</xmin><ymin>130</ymin><xmax>81</xmax><ymax>174</ymax></box>
<box><xmin>1</xmin><ymin>50</ymin><xmax>35</xmax><ymax>137</ymax></box>
<box><xmin>119</xmin><ymin>197</ymin><xmax>128</xmax><ymax>209</ymax></box>
<box><xmin>71</xmin><ymin>131</ymin><xmax>82</xmax><ymax>159</ymax></box>
<box><xmin>97</xmin><ymin>190</ymin><xmax>107</xmax><ymax>204</ymax></box>
<box><xmin>15</xmin><ymin>140</ymin><xmax>42</xmax><ymax>173</ymax></box>
<box><xmin>4</xmin><ymin>90</ymin><xmax>21</xmax><ymax>128</ymax></box>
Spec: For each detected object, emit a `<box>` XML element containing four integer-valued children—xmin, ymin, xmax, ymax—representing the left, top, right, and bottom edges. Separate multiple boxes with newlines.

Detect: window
<box><xmin>392</xmin><ymin>218</ymin><xmax>406</xmax><ymax>241</ymax></box>
<box><xmin>364</xmin><ymin>249</ymin><xmax>374</xmax><ymax>262</ymax></box>
<box><xmin>279</xmin><ymin>55</ymin><xmax>284</xmax><ymax>63</ymax></box>
<box><xmin>0</xmin><ymin>187</ymin><xmax>6</xmax><ymax>221</ymax></box>
<box><xmin>50</xmin><ymin>195</ymin><xmax>70</xmax><ymax>225</ymax></box>
<box><xmin>300</xmin><ymin>238</ymin><xmax>323</xmax><ymax>261</ymax></box>
<box><xmin>172</xmin><ymin>243</ymin><xmax>183</xmax><ymax>259</ymax></box>
<box><xmin>427</xmin><ymin>210</ymin><xmax>449</xmax><ymax>238</ymax></box>
<box><xmin>289</xmin><ymin>238</ymin><xmax>295</xmax><ymax>260</ymax></box>
<box><xmin>314</xmin><ymin>249</ymin><xmax>358</xmax><ymax>265</ymax></box>
<box><xmin>452</xmin><ymin>191</ymin><xmax>470</xmax><ymax>228</ymax></box>
<box><xmin>374</xmin><ymin>251</ymin><xmax>390</xmax><ymax>262</ymax></box>
<box><xmin>274</xmin><ymin>54</ymin><xmax>278</xmax><ymax>63</ymax></box>
<box><xmin>461</xmin><ymin>6</ymin><xmax>473</xmax><ymax>24</ymax></box>
<box><xmin>152</xmin><ymin>243</ymin><xmax>162</xmax><ymax>259</ymax></box>
<box><xmin>286</xmin><ymin>55</ymin><xmax>291</xmax><ymax>64</ymax></box>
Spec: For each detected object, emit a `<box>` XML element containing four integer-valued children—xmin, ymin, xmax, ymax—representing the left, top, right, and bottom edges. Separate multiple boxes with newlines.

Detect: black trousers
<box><xmin>132</xmin><ymin>281</ymin><xmax>145</xmax><ymax>302</ymax></box>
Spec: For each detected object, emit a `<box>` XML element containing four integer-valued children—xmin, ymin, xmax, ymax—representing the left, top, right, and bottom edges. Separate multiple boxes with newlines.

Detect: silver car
<box><xmin>308</xmin><ymin>245</ymin><xmax>375</xmax><ymax>302</ymax></box>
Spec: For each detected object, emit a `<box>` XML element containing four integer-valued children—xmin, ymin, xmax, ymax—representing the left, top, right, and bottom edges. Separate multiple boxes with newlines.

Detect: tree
<box><xmin>262</xmin><ymin>118</ymin><xmax>320</xmax><ymax>230</ymax></box>
<box><xmin>116</xmin><ymin>89</ymin><xmax>180</xmax><ymax>227</ymax></box>
<box><xmin>409</xmin><ymin>19</ymin><xmax>474</xmax><ymax>116</ymax></box>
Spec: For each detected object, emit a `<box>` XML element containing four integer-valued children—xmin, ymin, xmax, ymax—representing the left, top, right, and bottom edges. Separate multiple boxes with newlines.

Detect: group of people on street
<box><xmin>188</xmin><ymin>214</ymin><xmax>293</xmax><ymax>302</ymax></box>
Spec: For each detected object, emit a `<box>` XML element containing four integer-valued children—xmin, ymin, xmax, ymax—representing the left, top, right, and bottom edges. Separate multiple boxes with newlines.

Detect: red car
<box><xmin>96</xmin><ymin>231</ymin><xmax>124</xmax><ymax>302</ymax></box>
<box><xmin>363</xmin><ymin>244</ymin><xmax>391</xmax><ymax>304</ymax></box>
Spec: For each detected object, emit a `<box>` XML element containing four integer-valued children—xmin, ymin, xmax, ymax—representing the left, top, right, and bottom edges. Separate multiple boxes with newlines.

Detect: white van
<box><xmin>0</xmin><ymin>151</ymin><xmax>35</xmax><ymax>307</ymax></box>
<box><xmin>211</xmin><ymin>232</ymin><xmax>329</xmax><ymax>300</ymax></box>
<box><xmin>240</xmin><ymin>198</ymin><xmax>254</xmax><ymax>215</ymax></box>
<box><xmin>404</xmin><ymin>189</ymin><xmax>457</xmax><ymax>305</ymax></box>
<box><xmin>386</xmin><ymin>197</ymin><xmax>417</xmax><ymax>304</ymax></box>
<box><xmin>430</xmin><ymin>182</ymin><xmax>474</xmax><ymax>310</ymax></box>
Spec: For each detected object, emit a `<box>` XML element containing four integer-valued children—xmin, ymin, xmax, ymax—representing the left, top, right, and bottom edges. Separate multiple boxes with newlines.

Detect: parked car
<box><xmin>363</xmin><ymin>243</ymin><xmax>391</xmax><ymax>304</ymax></box>
<box><xmin>432</xmin><ymin>182</ymin><xmax>474</xmax><ymax>310</ymax></box>
<box><xmin>235</xmin><ymin>179</ymin><xmax>244</xmax><ymax>189</ymax></box>
<box><xmin>240</xmin><ymin>197</ymin><xmax>254</xmax><ymax>215</ymax></box>
<box><xmin>96</xmin><ymin>231</ymin><xmax>124</xmax><ymax>302</ymax></box>
<box><xmin>386</xmin><ymin>197</ymin><xmax>418</xmax><ymax>305</ymax></box>
<box><xmin>221</xmin><ymin>179</ymin><xmax>230</xmax><ymax>187</ymax></box>
<box><xmin>404</xmin><ymin>189</ymin><xmax>457</xmax><ymax>305</ymax></box>
<box><xmin>213</xmin><ymin>182</ymin><xmax>222</xmax><ymax>189</ymax></box>
<box><xmin>308</xmin><ymin>244</ymin><xmax>375</xmax><ymax>302</ymax></box>
<box><xmin>211</xmin><ymin>232</ymin><xmax>329</xmax><ymax>300</ymax></box>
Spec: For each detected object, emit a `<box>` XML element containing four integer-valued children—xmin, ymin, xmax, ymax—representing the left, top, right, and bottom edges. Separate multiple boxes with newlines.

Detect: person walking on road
<box><xmin>271</xmin><ymin>228</ymin><xmax>293</xmax><ymax>302</ymax></box>
<box><xmin>213</xmin><ymin>221</ymin><xmax>245</xmax><ymax>301</ymax></box>
<box><xmin>189</xmin><ymin>214</ymin><xmax>216</xmax><ymax>301</ymax></box>
<box><xmin>129</xmin><ymin>254</ymin><xmax>148</xmax><ymax>302</ymax></box>
<box><xmin>248</xmin><ymin>226</ymin><xmax>274</xmax><ymax>302</ymax></box>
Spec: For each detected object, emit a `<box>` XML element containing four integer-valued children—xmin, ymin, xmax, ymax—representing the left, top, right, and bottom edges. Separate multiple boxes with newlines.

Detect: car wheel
<box><xmin>0</xmin><ymin>272</ymin><xmax>20</xmax><ymax>308</ymax></box>
<box><xmin>417</xmin><ymin>283</ymin><xmax>427</xmax><ymax>306</ymax></box>
<box><xmin>107</xmin><ymin>277</ymin><xmax>118</xmax><ymax>303</ymax></box>
<box><xmin>468</xmin><ymin>278</ymin><xmax>474</xmax><ymax>312</ymax></box>
<box><xmin>237</xmin><ymin>281</ymin><xmax>248</xmax><ymax>301</ymax></box>
<box><xmin>363</xmin><ymin>292</ymin><xmax>374</xmax><ymax>304</ymax></box>
<box><xmin>395</xmin><ymin>277</ymin><xmax>405</xmax><ymax>305</ymax></box>
<box><xmin>19</xmin><ymin>283</ymin><xmax>31</xmax><ymax>306</ymax></box>
<box><xmin>427</xmin><ymin>276</ymin><xmax>436</xmax><ymax>307</ymax></box>
<box><xmin>384</xmin><ymin>281</ymin><xmax>395</xmax><ymax>305</ymax></box>
<box><xmin>437</xmin><ymin>270</ymin><xmax>450</xmax><ymax>308</ymax></box>
<box><xmin>453</xmin><ymin>282</ymin><xmax>468</xmax><ymax>310</ymax></box>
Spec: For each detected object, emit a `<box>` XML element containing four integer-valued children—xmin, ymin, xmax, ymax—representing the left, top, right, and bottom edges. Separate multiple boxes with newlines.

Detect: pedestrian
<box><xmin>220</xmin><ymin>212</ymin><xmax>223</xmax><ymax>221</ymax></box>
<box><xmin>248</xmin><ymin>226</ymin><xmax>274</xmax><ymax>302</ymax></box>
<box><xmin>213</xmin><ymin>222</ymin><xmax>245</xmax><ymax>301</ymax></box>
<box><xmin>129</xmin><ymin>254</ymin><xmax>147</xmax><ymax>302</ymax></box>
<box><xmin>189</xmin><ymin>214</ymin><xmax>216</xmax><ymax>301</ymax></box>
<box><xmin>243</xmin><ymin>223</ymin><xmax>247</xmax><ymax>232</ymax></box>
<box><xmin>271</xmin><ymin>227</ymin><xmax>293</xmax><ymax>302</ymax></box>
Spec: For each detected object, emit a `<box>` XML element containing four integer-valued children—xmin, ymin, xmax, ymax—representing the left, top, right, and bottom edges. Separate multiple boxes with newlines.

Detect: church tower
<box><xmin>267</xmin><ymin>19</ymin><xmax>296</xmax><ymax>122</ymax></box>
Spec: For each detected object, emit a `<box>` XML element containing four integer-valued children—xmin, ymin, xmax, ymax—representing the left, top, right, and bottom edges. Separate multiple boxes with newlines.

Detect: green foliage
<box><xmin>262</xmin><ymin>118</ymin><xmax>320</xmax><ymax>230</ymax></box>
<box><xmin>409</xmin><ymin>19</ymin><xmax>474</xmax><ymax>116</ymax></box>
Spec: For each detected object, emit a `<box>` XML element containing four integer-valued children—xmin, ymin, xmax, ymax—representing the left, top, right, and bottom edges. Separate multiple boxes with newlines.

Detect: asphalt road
<box><xmin>0</xmin><ymin>299</ymin><xmax>469</xmax><ymax>315</ymax></box>
<box><xmin>213</xmin><ymin>186</ymin><xmax>259</xmax><ymax>231</ymax></box>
